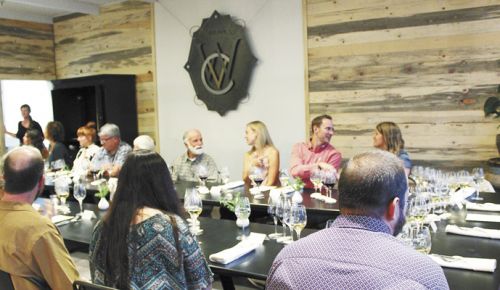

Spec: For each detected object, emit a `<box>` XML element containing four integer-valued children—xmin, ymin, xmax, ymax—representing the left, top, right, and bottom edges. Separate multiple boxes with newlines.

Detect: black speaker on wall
<box><xmin>51</xmin><ymin>74</ymin><xmax>138</xmax><ymax>158</ymax></box>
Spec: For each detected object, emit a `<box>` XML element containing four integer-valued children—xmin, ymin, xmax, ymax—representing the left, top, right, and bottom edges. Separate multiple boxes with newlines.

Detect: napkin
<box><xmin>223</xmin><ymin>181</ymin><xmax>245</xmax><ymax>190</ymax></box>
<box><xmin>479</xmin><ymin>180</ymin><xmax>495</xmax><ymax>193</ymax></box>
<box><xmin>466</xmin><ymin>202</ymin><xmax>500</xmax><ymax>212</ymax></box>
<box><xmin>209</xmin><ymin>233</ymin><xmax>266</xmax><ymax>264</ymax></box>
<box><xmin>51</xmin><ymin>215</ymin><xmax>73</xmax><ymax>224</ymax></box>
<box><xmin>445</xmin><ymin>224</ymin><xmax>500</xmax><ymax>239</ymax></box>
<box><xmin>429</xmin><ymin>254</ymin><xmax>496</xmax><ymax>272</ymax></box>
<box><xmin>466</xmin><ymin>213</ymin><xmax>500</xmax><ymax>223</ymax></box>
<box><xmin>451</xmin><ymin>187</ymin><xmax>476</xmax><ymax>202</ymax></box>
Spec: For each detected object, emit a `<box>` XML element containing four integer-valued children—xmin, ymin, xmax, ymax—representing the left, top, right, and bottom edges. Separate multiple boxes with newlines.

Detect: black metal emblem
<box><xmin>184</xmin><ymin>11</ymin><xmax>257</xmax><ymax>116</ymax></box>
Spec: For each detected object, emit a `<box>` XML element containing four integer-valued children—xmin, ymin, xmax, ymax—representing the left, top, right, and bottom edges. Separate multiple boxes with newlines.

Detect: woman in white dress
<box><xmin>72</xmin><ymin>122</ymin><xmax>100</xmax><ymax>177</ymax></box>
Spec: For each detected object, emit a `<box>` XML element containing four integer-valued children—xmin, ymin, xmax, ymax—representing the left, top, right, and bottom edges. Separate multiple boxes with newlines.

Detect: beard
<box><xmin>188</xmin><ymin>145</ymin><xmax>204</xmax><ymax>155</ymax></box>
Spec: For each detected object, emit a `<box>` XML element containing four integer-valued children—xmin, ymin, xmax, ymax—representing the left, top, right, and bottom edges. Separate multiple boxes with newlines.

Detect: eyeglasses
<box><xmin>100</xmin><ymin>136</ymin><xmax>115</xmax><ymax>143</ymax></box>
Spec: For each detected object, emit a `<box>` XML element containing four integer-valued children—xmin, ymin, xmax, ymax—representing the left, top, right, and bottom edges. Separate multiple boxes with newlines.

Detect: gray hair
<box><xmin>338</xmin><ymin>150</ymin><xmax>408</xmax><ymax>217</ymax></box>
<box><xmin>182</xmin><ymin>129</ymin><xmax>200</xmax><ymax>144</ymax></box>
<box><xmin>133</xmin><ymin>135</ymin><xmax>155</xmax><ymax>151</ymax></box>
<box><xmin>99</xmin><ymin>123</ymin><xmax>120</xmax><ymax>138</ymax></box>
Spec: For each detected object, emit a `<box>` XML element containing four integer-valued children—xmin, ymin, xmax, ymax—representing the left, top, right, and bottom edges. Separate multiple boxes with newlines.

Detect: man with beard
<box><xmin>172</xmin><ymin>129</ymin><xmax>218</xmax><ymax>182</ymax></box>
<box><xmin>267</xmin><ymin>150</ymin><xmax>448</xmax><ymax>290</ymax></box>
<box><xmin>0</xmin><ymin>146</ymin><xmax>79</xmax><ymax>289</ymax></box>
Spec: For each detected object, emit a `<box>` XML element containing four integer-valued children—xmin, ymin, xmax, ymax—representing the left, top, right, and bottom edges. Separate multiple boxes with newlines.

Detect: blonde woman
<box><xmin>373</xmin><ymin>121</ymin><xmax>412</xmax><ymax>175</ymax></box>
<box><xmin>243</xmin><ymin>121</ymin><xmax>280</xmax><ymax>186</ymax></box>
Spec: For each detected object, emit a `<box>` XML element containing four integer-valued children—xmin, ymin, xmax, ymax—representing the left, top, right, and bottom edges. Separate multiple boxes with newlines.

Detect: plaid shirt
<box><xmin>172</xmin><ymin>152</ymin><xmax>218</xmax><ymax>182</ymax></box>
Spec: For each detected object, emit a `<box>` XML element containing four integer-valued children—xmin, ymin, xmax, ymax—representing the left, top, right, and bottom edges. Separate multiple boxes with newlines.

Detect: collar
<box><xmin>307</xmin><ymin>139</ymin><xmax>330</xmax><ymax>153</ymax></box>
<box><xmin>0</xmin><ymin>200</ymin><xmax>36</xmax><ymax>213</ymax></box>
<box><xmin>183</xmin><ymin>151</ymin><xmax>201</xmax><ymax>162</ymax></box>
<box><xmin>332</xmin><ymin>215</ymin><xmax>391</xmax><ymax>235</ymax></box>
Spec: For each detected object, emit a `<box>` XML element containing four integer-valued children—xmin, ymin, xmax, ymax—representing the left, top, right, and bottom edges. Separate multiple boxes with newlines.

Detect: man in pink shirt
<box><xmin>290</xmin><ymin>114</ymin><xmax>342</xmax><ymax>188</ymax></box>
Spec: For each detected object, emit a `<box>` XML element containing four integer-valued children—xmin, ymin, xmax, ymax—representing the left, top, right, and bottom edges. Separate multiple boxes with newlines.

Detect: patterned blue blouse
<box><xmin>89</xmin><ymin>213</ymin><xmax>213</xmax><ymax>290</ymax></box>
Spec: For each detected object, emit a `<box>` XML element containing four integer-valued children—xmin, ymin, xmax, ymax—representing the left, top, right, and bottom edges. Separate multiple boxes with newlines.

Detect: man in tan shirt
<box><xmin>0</xmin><ymin>146</ymin><xmax>79</xmax><ymax>289</ymax></box>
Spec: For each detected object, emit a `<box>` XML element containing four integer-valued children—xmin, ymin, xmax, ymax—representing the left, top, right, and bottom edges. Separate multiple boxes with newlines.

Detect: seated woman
<box><xmin>72</xmin><ymin>122</ymin><xmax>100</xmax><ymax>177</ymax></box>
<box><xmin>373</xmin><ymin>121</ymin><xmax>412</xmax><ymax>175</ymax></box>
<box><xmin>243</xmin><ymin>120</ymin><xmax>280</xmax><ymax>186</ymax></box>
<box><xmin>23</xmin><ymin>129</ymin><xmax>48</xmax><ymax>159</ymax></box>
<box><xmin>89</xmin><ymin>150</ymin><xmax>213</xmax><ymax>289</ymax></box>
<box><xmin>45</xmin><ymin>121</ymin><xmax>70</xmax><ymax>169</ymax></box>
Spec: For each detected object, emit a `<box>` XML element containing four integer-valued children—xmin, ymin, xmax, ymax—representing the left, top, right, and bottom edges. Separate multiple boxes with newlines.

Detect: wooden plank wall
<box><xmin>0</xmin><ymin>18</ymin><xmax>55</xmax><ymax>80</ymax></box>
<box><xmin>305</xmin><ymin>0</ymin><xmax>500</xmax><ymax>169</ymax></box>
<box><xmin>53</xmin><ymin>0</ymin><xmax>158</xmax><ymax>142</ymax></box>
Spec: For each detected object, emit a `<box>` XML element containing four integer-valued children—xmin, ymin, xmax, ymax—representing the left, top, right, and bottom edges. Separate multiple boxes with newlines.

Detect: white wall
<box><xmin>1</xmin><ymin>80</ymin><xmax>53</xmax><ymax>149</ymax></box>
<box><xmin>155</xmin><ymin>0</ymin><xmax>305</xmax><ymax>180</ymax></box>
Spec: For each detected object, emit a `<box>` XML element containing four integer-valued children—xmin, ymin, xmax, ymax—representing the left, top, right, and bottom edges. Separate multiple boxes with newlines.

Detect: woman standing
<box><xmin>5</xmin><ymin>104</ymin><xmax>43</xmax><ymax>145</ymax></box>
<box><xmin>242</xmin><ymin>120</ymin><xmax>280</xmax><ymax>186</ymax></box>
<box><xmin>373</xmin><ymin>121</ymin><xmax>412</xmax><ymax>175</ymax></box>
<box><xmin>45</xmin><ymin>121</ymin><xmax>70</xmax><ymax>169</ymax></box>
<box><xmin>89</xmin><ymin>150</ymin><xmax>213</xmax><ymax>289</ymax></box>
<box><xmin>72</xmin><ymin>122</ymin><xmax>99</xmax><ymax>176</ymax></box>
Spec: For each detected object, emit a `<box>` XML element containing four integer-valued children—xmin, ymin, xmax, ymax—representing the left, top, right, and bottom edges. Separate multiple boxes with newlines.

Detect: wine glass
<box><xmin>290</xmin><ymin>204</ymin><xmax>307</xmax><ymax>240</ymax></box>
<box><xmin>471</xmin><ymin>167</ymin><xmax>485</xmax><ymax>201</ymax></box>
<box><xmin>412</xmin><ymin>225</ymin><xmax>432</xmax><ymax>254</ymax></box>
<box><xmin>184</xmin><ymin>188</ymin><xmax>203</xmax><ymax>235</ymax></box>
<box><xmin>73</xmin><ymin>181</ymin><xmax>87</xmax><ymax>215</ymax></box>
<box><xmin>310</xmin><ymin>168</ymin><xmax>323</xmax><ymax>199</ymax></box>
<box><xmin>279</xmin><ymin>169</ymin><xmax>290</xmax><ymax>187</ymax></box>
<box><xmin>219</xmin><ymin>166</ymin><xmax>230</xmax><ymax>185</ymax></box>
<box><xmin>54</xmin><ymin>177</ymin><xmax>70</xmax><ymax>212</ymax></box>
<box><xmin>322</xmin><ymin>169</ymin><xmax>337</xmax><ymax>199</ymax></box>
<box><xmin>196</xmin><ymin>164</ymin><xmax>209</xmax><ymax>187</ymax></box>
<box><xmin>267</xmin><ymin>196</ymin><xmax>282</xmax><ymax>239</ymax></box>
<box><xmin>277</xmin><ymin>196</ymin><xmax>292</xmax><ymax>244</ymax></box>
<box><xmin>235</xmin><ymin>197</ymin><xmax>251</xmax><ymax>240</ymax></box>
<box><xmin>251</xmin><ymin>166</ymin><xmax>265</xmax><ymax>195</ymax></box>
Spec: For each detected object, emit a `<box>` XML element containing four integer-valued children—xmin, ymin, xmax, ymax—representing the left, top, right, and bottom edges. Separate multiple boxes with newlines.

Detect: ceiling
<box><xmin>0</xmin><ymin>0</ymin><xmax>150</xmax><ymax>23</ymax></box>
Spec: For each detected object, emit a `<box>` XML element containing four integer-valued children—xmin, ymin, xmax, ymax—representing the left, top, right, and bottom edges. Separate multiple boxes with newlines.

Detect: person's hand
<box><xmin>317</xmin><ymin>162</ymin><xmax>333</xmax><ymax>171</ymax></box>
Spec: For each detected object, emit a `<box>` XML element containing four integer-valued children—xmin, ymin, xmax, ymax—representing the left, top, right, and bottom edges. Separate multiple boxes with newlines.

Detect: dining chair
<box><xmin>73</xmin><ymin>280</ymin><xmax>118</xmax><ymax>290</ymax></box>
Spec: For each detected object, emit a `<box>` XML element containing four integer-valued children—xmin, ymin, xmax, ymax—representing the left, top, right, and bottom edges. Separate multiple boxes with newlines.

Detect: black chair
<box><xmin>0</xmin><ymin>269</ymin><xmax>15</xmax><ymax>290</ymax></box>
<box><xmin>73</xmin><ymin>280</ymin><xmax>118</xmax><ymax>290</ymax></box>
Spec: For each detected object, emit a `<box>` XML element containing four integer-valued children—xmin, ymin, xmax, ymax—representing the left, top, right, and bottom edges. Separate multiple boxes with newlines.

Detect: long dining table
<box><xmin>36</xmin><ymin>188</ymin><xmax>500</xmax><ymax>290</ymax></box>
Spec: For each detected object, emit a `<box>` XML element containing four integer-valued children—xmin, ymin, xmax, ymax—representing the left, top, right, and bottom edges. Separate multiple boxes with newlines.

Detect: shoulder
<box><xmin>118</xmin><ymin>142</ymin><xmax>132</xmax><ymax>152</ymax></box>
<box><xmin>265</xmin><ymin>145</ymin><xmax>279</xmax><ymax>155</ymax></box>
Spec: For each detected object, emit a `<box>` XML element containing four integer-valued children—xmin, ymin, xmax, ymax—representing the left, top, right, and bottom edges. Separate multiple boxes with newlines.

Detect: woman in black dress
<box><xmin>5</xmin><ymin>104</ymin><xmax>43</xmax><ymax>144</ymax></box>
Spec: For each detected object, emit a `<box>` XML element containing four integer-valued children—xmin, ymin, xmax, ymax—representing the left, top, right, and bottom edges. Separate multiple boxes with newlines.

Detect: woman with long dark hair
<box><xmin>45</xmin><ymin>121</ymin><xmax>70</xmax><ymax>168</ymax></box>
<box><xmin>5</xmin><ymin>104</ymin><xmax>44</xmax><ymax>145</ymax></box>
<box><xmin>373</xmin><ymin>121</ymin><xmax>412</xmax><ymax>175</ymax></box>
<box><xmin>89</xmin><ymin>150</ymin><xmax>213</xmax><ymax>289</ymax></box>
<box><xmin>23</xmin><ymin>129</ymin><xmax>48</xmax><ymax>159</ymax></box>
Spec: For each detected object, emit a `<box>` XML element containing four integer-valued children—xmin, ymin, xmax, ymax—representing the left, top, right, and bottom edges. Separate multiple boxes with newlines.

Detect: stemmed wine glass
<box><xmin>54</xmin><ymin>177</ymin><xmax>70</xmax><ymax>213</ymax></box>
<box><xmin>322</xmin><ymin>169</ymin><xmax>337</xmax><ymax>199</ymax></box>
<box><xmin>267</xmin><ymin>195</ymin><xmax>282</xmax><ymax>239</ymax></box>
<box><xmin>279</xmin><ymin>169</ymin><xmax>290</xmax><ymax>187</ymax></box>
<box><xmin>251</xmin><ymin>166</ymin><xmax>265</xmax><ymax>196</ymax></box>
<box><xmin>73</xmin><ymin>180</ymin><xmax>87</xmax><ymax>216</ymax></box>
<box><xmin>235</xmin><ymin>197</ymin><xmax>251</xmax><ymax>240</ymax></box>
<box><xmin>310</xmin><ymin>168</ymin><xmax>323</xmax><ymax>199</ymax></box>
<box><xmin>471</xmin><ymin>167</ymin><xmax>485</xmax><ymax>201</ymax></box>
<box><xmin>184</xmin><ymin>188</ymin><xmax>203</xmax><ymax>235</ymax></box>
<box><xmin>219</xmin><ymin>166</ymin><xmax>230</xmax><ymax>185</ymax></box>
<box><xmin>277</xmin><ymin>195</ymin><xmax>292</xmax><ymax>244</ymax></box>
<box><xmin>196</xmin><ymin>164</ymin><xmax>209</xmax><ymax>188</ymax></box>
<box><xmin>290</xmin><ymin>204</ymin><xmax>307</xmax><ymax>240</ymax></box>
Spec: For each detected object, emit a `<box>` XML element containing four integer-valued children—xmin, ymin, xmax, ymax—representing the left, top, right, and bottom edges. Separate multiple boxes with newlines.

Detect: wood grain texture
<box><xmin>305</xmin><ymin>0</ymin><xmax>500</xmax><ymax>169</ymax></box>
<box><xmin>0</xmin><ymin>19</ymin><xmax>55</xmax><ymax>80</ymax></box>
<box><xmin>53</xmin><ymin>0</ymin><xmax>157</xmax><ymax>142</ymax></box>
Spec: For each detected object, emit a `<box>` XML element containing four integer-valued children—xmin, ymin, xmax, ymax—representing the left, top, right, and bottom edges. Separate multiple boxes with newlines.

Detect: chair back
<box><xmin>73</xmin><ymin>280</ymin><xmax>118</xmax><ymax>290</ymax></box>
<box><xmin>0</xmin><ymin>269</ymin><xmax>15</xmax><ymax>290</ymax></box>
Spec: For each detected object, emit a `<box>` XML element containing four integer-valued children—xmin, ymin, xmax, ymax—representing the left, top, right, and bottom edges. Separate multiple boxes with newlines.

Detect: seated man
<box><xmin>172</xmin><ymin>129</ymin><xmax>218</xmax><ymax>182</ymax></box>
<box><xmin>0</xmin><ymin>146</ymin><xmax>79</xmax><ymax>289</ymax></box>
<box><xmin>91</xmin><ymin>123</ymin><xmax>132</xmax><ymax>177</ymax></box>
<box><xmin>133</xmin><ymin>135</ymin><xmax>155</xmax><ymax>151</ymax></box>
<box><xmin>267</xmin><ymin>150</ymin><xmax>449</xmax><ymax>289</ymax></box>
<box><xmin>289</xmin><ymin>114</ymin><xmax>342</xmax><ymax>188</ymax></box>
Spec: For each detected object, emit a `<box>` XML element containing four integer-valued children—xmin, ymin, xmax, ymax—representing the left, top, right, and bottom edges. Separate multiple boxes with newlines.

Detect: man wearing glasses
<box><xmin>91</xmin><ymin>123</ymin><xmax>132</xmax><ymax>177</ymax></box>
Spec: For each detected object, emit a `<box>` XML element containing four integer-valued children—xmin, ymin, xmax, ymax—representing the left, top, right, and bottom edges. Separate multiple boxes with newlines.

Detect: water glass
<box><xmin>235</xmin><ymin>197</ymin><xmax>251</xmax><ymax>240</ymax></box>
<box><xmin>267</xmin><ymin>196</ymin><xmax>282</xmax><ymax>239</ymax></box>
<box><xmin>471</xmin><ymin>167</ymin><xmax>484</xmax><ymax>201</ymax></box>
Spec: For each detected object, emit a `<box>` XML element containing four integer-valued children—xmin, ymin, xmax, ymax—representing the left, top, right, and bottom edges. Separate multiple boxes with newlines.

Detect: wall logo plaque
<box><xmin>184</xmin><ymin>11</ymin><xmax>257</xmax><ymax>116</ymax></box>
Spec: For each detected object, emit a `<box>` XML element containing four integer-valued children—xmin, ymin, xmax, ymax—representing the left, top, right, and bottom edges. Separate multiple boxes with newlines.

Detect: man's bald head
<box><xmin>2</xmin><ymin>146</ymin><xmax>44</xmax><ymax>194</ymax></box>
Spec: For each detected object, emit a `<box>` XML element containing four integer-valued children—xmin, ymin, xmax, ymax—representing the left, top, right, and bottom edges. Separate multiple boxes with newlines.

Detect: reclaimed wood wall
<box><xmin>0</xmin><ymin>18</ymin><xmax>55</xmax><ymax>80</ymax></box>
<box><xmin>305</xmin><ymin>0</ymin><xmax>500</xmax><ymax>169</ymax></box>
<box><xmin>53</xmin><ymin>0</ymin><xmax>158</xmax><ymax>142</ymax></box>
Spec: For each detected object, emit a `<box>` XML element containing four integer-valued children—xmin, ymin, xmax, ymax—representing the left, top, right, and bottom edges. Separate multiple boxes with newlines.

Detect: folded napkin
<box><xmin>446</xmin><ymin>224</ymin><xmax>500</xmax><ymax>239</ymax></box>
<box><xmin>466</xmin><ymin>213</ymin><xmax>500</xmax><ymax>223</ymax></box>
<box><xmin>209</xmin><ymin>233</ymin><xmax>266</xmax><ymax>264</ymax></box>
<box><xmin>479</xmin><ymin>180</ymin><xmax>495</xmax><ymax>193</ymax></box>
<box><xmin>51</xmin><ymin>215</ymin><xmax>73</xmax><ymax>224</ymax></box>
<box><xmin>466</xmin><ymin>202</ymin><xmax>500</xmax><ymax>212</ymax></box>
<box><xmin>429</xmin><ymin>254</ymin><xmax>496</xmax><ymax>272</ymax></box>
<box><xmin>223</xmin><ymin>180</ymin><xmax>245</xmax><ymax>190</ymax></box>
<box><xmin>451</xmin><ymin>187</ymin><xmax>476</xmax><ymax>202</ymax></box>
